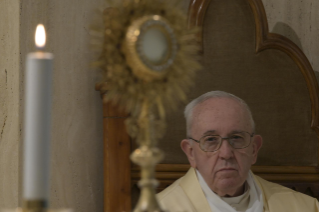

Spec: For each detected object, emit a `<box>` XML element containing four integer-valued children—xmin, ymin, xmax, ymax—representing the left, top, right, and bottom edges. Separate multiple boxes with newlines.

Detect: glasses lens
<box><xmin>228</xmin><ymin>132</ymin><xmax>251</xmax><ymax>148</ymax></box>
<box><xmin>200</xmin><ymin>136</ymin><xmax>221</xmax><ymax>151</ymax></box>
<box><xmin>200</xmin><ymin>132</ymin><xmax>252</xmax><ymax>151</ymax></box>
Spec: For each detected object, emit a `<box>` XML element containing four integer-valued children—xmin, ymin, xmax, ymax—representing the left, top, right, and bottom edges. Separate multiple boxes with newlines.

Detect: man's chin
<box><xmin>213</xmin><ymin>179</ymin><xmax>244</xmax><ymax>197</ymax></box>
<box><xmin>219</xmin><ymin>179</ymin><xmax>239</xmax><ymax>187</ymax></box>
<box><xmin>214</xmin><ymin>175</ymin><xmax>243</xmax><ymax>189</ymax></box>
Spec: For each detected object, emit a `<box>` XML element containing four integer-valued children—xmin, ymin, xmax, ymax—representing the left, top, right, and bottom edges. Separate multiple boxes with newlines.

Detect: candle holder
<box><xmin>2</xmin><ymin>208</ymin><xmax>73</xmax><ymax>212</ymax></box>
<box><xmin>2</xmin><ymin>200</ymin><xmax>73</xmax><ymax>212</ymax></box>
<box><xmin>1</xmin><ymin>209</ymin><xmax>72</xmax><ymax>212</ymax></box>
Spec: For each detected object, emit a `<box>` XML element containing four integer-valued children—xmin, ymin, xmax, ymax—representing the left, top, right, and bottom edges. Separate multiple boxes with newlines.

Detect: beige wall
<box><xmin>0</xmin><ymin>0</ymin><xmax>318</xmax><ymax>211</ymax></box>
<box><xmin>1</xmin><ymin>0</ymin><xmax>105</xmax><ymax>211</ymax></box>
<box><xmin>0</xmin><ymin>0</ymin><xmax>21</xmax><ymax>208</ymax></box>
<box><xmin>262</xmin><ymin>0</ymin><xmax>319</xmax><ymax>72</ymax></box>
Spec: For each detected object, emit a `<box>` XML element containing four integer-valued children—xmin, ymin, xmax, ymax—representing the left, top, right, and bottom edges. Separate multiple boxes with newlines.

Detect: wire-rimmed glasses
<box><xmin>188</xmin><ymin>131</ymin><xmax>254</xmax><ymax>152</ymax></box>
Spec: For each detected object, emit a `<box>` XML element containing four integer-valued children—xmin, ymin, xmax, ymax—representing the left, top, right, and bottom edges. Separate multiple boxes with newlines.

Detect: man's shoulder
<box><xmin>157</xmin><ymin>177</ymin><xmax>184</xmax><ymax>201</ymax></box>
<box><xmin>254</xmin><ymin>174</ymin><xmax>319</xmax><ymax>211</ymax></box>
<box><xmin>255</xmin><ymin>174</ymin><xmax>309</xmax><ymax>196</ymax></box>
<box><xmin>156</xmin><ymin>174</ymin><xmax>199</xmax><ymax>212</ymax></box>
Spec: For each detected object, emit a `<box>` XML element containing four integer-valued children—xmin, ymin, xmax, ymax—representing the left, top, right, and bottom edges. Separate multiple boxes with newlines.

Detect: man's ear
<box><xmin>251</xmin><ymin>135</ymin><xmax>263</xmax><ymax>165</ymax></box>
<box><xmin>181</xmin><ymin>139</ymin><xmax>197</xmax><ymax>168</ymax></box>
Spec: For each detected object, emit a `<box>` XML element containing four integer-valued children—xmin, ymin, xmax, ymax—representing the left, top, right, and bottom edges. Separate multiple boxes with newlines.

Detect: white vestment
<box><xmin>196</xmin><ymin>169</ymin><xmax>263</xmax><ymax>212</ymax></box>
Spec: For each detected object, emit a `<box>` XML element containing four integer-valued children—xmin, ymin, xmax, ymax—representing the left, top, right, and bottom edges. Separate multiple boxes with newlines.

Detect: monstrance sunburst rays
<box><xmin>91</xmin><ymin>0</ymin><xmax>200</xmax><ymax>140</ymax></box>
<box><xmin>91</xmin><ymin>0</ymin><xmax>201</xmax><ymax>211</ymax></box>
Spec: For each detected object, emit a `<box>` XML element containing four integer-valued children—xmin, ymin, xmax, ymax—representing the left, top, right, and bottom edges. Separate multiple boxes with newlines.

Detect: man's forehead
<box><xmin>192</xmin><ymin>98</ymin><xmax>250</xmax><ymax>130</ymax></box>
<box><xmin>190</xmin><ymin>97</ymin><xmax>252</xmax><ymax>132</ymax></box>
<box><xmin>193</xmin><ymin>97</ymin><xmax>244</xmax><ymax>115</ymax></box>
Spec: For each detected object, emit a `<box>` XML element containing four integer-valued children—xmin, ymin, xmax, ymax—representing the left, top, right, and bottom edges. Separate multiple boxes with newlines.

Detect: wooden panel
<box><xmin>188</xmin><ymin>0</ymin><xmax>319</xmax><ymax>137</ymax></box>
<box><xmin>132</xmin><ymin>164</ymin><xmax>319</xmax><ymax>196</ymax></box>
<box><xmin>133</xmin><ymin>164</ymin><xmax>319</xmax><ymax>173</ymax></box>
<box><xmin>132</xmin><ymin>164</ymin><xmax>319</xmax><ymax>181</ymax></box>
<box><xmin>103</xmin><ymin>97</ymin><xmax>131</xmax><ymax>212</ymax></box>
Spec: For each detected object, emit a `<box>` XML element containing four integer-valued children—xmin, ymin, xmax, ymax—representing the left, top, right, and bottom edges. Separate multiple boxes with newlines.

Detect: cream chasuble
<box><xmin>157</xmin><ymin>167</ymin><xmax>319</xmax><ymax>212</ymax></box>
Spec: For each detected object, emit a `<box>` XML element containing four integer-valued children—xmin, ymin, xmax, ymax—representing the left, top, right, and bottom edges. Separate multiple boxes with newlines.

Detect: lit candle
<box><xmin>23</xmin><ymin>24</ymin><xmax>53</xmax><ymax>202</ymax></box>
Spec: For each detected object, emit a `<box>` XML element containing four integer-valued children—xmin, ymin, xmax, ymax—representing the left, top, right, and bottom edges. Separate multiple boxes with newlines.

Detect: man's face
<box><xmin>181</xmin><ymin>97</ymin><xmax>262</xmax><ymax>197</ymax></box>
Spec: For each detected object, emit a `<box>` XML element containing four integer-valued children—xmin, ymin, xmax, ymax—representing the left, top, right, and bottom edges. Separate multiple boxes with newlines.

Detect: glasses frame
<box><xmin>188</xmin><ymin>131</ymin><xmax>255</xmax><ymax>152</ymax></box>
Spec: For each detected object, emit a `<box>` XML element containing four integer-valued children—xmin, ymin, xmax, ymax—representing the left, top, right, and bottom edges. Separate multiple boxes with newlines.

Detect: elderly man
<box><xmin>157</xmin><ymin>91</ymin><xmax>319</xmax><ymax>212</ymax></box>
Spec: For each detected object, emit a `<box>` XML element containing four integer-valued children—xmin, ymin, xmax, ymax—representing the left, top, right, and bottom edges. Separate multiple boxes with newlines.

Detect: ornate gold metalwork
<box><xmin>91</xmin><ymin>0</ymin><xmax>201</xmax><ymax>211</ymax></box>
<box><xmin>91</xmin><ymin>0</ymin><xmax>201</xmax><ymax>117</ymax></box>
<box><xmin>1</xmin><ymin>209</ymin><xmax>73</xmax><ymax>212</ymax></box>
<box><xmin>2</xmin><ymin>200</ymin><xmax>72</xmax><ymax>212</ymax></box>
<box><xmin>123</xmin><ymin>15</ymin><xmax>177</xmax><ymax>81</ymax></box>
<box><xmin>23</xmin><ymin>200</ymin><xmax>47</xmax><ymax>211</ymax></box>
<box><xmin>2</xmin><ymin>207</ymin><xmax>72</xmax><ymax>212</ymax></box>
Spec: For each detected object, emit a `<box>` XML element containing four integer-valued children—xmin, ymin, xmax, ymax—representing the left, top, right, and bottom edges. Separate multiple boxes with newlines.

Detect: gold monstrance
<box><xmin>91</xmin><ymin>0</ymin><xmax>201</xmax><ymax>211</ymax></box>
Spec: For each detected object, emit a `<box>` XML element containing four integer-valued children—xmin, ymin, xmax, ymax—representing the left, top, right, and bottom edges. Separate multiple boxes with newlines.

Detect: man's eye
<box><xmin>230</xmin><ymin>135</ymin><xmax>244</xmax><ymax>140</ymax></box>
<box><xmin>205</xmin><ymin>136</ymin><xmax>219</xmax><ymax>142</ymax></box>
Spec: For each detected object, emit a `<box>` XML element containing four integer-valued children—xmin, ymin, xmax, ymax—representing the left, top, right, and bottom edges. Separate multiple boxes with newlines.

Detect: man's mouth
<box><xmin>218</xmin><ymin>168</ymin><xmax>237</xmax><ymax>172</ymax></box>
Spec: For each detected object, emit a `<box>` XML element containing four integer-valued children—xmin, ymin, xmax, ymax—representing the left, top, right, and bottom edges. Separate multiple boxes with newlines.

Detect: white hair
<box><xmin>184</xmin><ymin>91</ymin><xmax>255</xmax><ymax>136</ymax></box>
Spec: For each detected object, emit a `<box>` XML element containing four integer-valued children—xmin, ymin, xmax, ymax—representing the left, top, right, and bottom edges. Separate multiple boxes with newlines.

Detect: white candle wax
<box><xmin>23</xmin><ymin>51</ymin><xmax>53</xmax><ymax>200</ymax></box>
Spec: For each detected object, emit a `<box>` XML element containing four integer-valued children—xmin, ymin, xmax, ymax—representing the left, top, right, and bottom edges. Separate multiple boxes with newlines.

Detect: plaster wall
<box><xmin>262</xmin><ymin>0</ymin><xmax>319</xmax><ymax>72</ymax></box>
<box><xmin>0</xmin><ymin>0</ymin><xmax>21</xmax><ymax>208</ymax></box>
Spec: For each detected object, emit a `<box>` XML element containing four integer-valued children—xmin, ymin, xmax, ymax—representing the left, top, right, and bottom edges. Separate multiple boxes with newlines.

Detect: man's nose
<box><xmin>218</xmin><ymin>139</ymin><xmax>234</xmax><ymax>159</ymax></box>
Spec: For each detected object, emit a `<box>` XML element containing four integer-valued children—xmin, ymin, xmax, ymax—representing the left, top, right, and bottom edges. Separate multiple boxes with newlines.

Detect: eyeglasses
<box><xmin>188</xmin><ymin>131</ymin><xmax>254</xmax><ymax>152</ymax></box>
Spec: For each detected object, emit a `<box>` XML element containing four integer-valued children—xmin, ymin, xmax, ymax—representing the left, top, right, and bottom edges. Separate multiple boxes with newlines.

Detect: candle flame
<box><xmin>35</xmin><ymin>24</ymin><xmax>46</xmax><ymax>48</ymax></box>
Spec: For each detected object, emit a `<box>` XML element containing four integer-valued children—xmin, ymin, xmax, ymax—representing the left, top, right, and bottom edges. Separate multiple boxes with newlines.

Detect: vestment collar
<box><xmin>180</xmin><ymin>167</ymin><xmax>264</xmax><ymax>212</ymax></box>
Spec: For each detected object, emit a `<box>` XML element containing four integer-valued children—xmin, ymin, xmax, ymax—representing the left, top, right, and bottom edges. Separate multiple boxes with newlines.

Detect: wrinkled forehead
<box><xmin>191</xmin><ymin>97</ymin><xmax>252</xmax><ymax>133</ymax></box>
